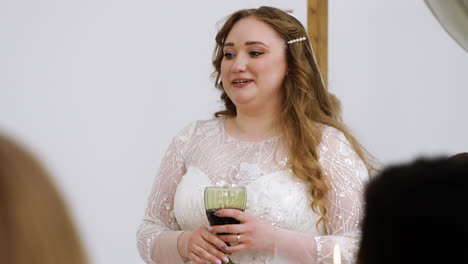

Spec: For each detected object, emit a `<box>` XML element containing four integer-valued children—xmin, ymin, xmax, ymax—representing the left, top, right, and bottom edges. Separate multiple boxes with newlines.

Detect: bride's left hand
<box><xmin>208</xmin><ymin>209</ymin><xmax>277</xmax><ymax>253</ymax></box>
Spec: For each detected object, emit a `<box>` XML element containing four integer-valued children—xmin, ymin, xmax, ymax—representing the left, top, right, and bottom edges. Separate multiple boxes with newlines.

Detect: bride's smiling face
<box><xmin>220</xmin><ymin>17</ymin><xmax>288</xmax><ymax>113</ymax></box>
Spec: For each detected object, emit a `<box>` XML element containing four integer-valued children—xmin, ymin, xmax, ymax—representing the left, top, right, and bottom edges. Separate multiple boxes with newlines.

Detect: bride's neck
<box><xmin>227</xmin><ymin>111</ymin><xmax>281</xmax><ymax>141</ymax></box>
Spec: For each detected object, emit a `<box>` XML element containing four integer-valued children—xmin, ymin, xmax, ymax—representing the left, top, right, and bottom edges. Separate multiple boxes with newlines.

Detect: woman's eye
<box><xmin>249</xmin><ymin>51</ymin><xmax>263</xmax><ymax>57</ymax></box>
<box><xmin>224</xmin><ymin>52</ymin><xmax>234</xmax><ymax>59</ymax></box>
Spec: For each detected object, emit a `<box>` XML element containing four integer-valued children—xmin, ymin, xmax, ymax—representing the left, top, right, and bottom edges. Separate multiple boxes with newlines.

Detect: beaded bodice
<box><xmin>137</xmin><ymin>118</ymin><xmax>369</xmax><ymax>264</ymax></box>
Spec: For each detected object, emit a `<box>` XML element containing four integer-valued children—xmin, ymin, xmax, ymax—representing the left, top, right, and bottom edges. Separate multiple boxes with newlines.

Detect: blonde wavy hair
<box><xmin>0</xmin><ymin>133</ymin><xmax>88</xmax><ymax>264</ymax></box>
<box><xmin>212</xmin><ymin>6</ymin><xmax>374</xmax><ymax>229</ymax></box>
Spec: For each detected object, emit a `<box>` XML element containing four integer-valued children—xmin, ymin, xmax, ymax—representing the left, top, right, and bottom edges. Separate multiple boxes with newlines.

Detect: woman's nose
<box><xmin>231</xmin><ymin>55</ymin><xmax>247</xmax><ymax>73</ymax></box>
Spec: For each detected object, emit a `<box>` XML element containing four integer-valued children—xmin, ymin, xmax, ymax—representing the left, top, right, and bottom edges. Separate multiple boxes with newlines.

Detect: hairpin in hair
<box><xmin>287</xmin><ymin>37</ymin><xmax>307</xmax><ymax>44</ymax></box>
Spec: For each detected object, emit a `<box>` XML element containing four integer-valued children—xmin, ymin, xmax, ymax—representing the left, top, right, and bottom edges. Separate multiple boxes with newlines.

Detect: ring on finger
<box><xmin>237</xmin><ymin>234</ymin><xmax>240</xmax><ymax>243</ymax></box>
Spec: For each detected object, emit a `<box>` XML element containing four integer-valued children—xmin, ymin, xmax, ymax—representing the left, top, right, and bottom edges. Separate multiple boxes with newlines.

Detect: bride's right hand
<box><xmin>178</xmin><ymin>227</ymin><xmax>231</xmax><ymax>264</ymax></box>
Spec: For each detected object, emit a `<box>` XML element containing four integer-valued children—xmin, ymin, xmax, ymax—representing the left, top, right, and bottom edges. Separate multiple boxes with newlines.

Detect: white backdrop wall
<box><xmin>329</xmin><ymin>1</ymin><xmax>468</xmax><ymax>165</ymax></box>
<box><xmin>1</xmin><ymin>0</ymin><xmax>467</xmax><ymax>263</ymax></box>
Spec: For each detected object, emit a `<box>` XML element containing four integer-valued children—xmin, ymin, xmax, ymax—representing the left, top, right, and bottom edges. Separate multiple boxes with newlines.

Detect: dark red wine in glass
<box><xmin>204</xmin><ymin>187</ymin><xmax>247</xmax><ymax>263</ymax></box>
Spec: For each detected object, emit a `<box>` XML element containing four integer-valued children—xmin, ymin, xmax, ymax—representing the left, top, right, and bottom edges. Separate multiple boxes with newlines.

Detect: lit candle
<box><xmin>333</xmin><ymin>243</ymin><xmax>341</xmax><ymax>264</ymax></box>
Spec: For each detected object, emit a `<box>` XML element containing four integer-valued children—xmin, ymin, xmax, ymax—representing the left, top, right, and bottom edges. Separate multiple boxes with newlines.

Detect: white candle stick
<box><xmin>333</xmin><ymin>243</ymin><xmax>341</xmax><ymax>264</ymax></box>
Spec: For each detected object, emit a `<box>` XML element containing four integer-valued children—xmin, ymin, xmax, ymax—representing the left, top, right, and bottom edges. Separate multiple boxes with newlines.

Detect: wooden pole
<box><xmin>307</xmin><ymin>0</ymin><xmax>328</xmax><ymax>87</ymax></box>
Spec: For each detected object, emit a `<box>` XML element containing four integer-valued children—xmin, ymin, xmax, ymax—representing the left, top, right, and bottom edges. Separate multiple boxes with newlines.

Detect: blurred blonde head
<box><xmin>0</xmin><ymin>133</ymin><xmax>88</xmax><ymax>264</ymax></box>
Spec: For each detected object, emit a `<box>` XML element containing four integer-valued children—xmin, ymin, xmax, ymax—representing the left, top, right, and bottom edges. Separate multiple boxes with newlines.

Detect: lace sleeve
<box><xmin>273</xmin><ymin>126</ymin><xmax>369</xmax><ymax>264</ymax></box>
<box><xmin>136</xmin><ymin>122</ymin><xmax>196</xmax><ymax>264</ymax></box>
<box><xmin>314</xmin><ymin>127</ymin><xmax>369</xmax><ymax>264</ymax></box>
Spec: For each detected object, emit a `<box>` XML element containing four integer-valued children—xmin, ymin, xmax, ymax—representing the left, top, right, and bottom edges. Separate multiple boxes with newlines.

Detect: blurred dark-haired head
<box><xmin>357</xmin><ymin>157</ymin><xmax>467</xmax><ymax>264</ymax></box>
<box><xmin>448</xmin><ymin>152</ymin><xmax>468</xmax><ymax>164</ymax></box>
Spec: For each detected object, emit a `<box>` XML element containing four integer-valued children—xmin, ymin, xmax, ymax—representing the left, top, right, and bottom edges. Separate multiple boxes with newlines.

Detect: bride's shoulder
<box><xmin>175</xmin><ymin>117</ymin><xmax>223</xmax><ymax>142</ymax></box>
<box><xmin>316</xmin><ymin>124</ymin><xmax>348</xmax><ymax>145</ymax></box>
<box><xmin>316</xmin><ymin>124</ymin><xmax>369</xmax><ymax>180</ymax></box>
<box><xmin>315</xmin><ymin>124</ymin><xmax>358</xmax><ymax>157</ymax></box>
<box><xmin>194</xmin><ymin>117</ymin><xmax>223</xmax><ymax>129</ymax></box>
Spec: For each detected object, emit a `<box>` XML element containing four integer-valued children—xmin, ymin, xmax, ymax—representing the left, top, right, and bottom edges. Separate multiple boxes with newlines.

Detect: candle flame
<box><xmin>333</xmin><ymin>243</ymin><xmax>341</xmax><ymax>264</ymax></box>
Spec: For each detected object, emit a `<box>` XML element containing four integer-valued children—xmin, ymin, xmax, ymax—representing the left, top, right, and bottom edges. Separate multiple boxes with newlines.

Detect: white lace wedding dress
<box><xmin>137</xmin><ymin>118</ymin><xmax>369</xmax><ymax>264</ymax></box>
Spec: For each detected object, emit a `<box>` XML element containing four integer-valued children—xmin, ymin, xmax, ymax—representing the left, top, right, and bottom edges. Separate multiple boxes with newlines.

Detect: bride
<box><xmin>137</xmin><ymin>6</ymin><xmax>373</xmax><ymax>264</ymax></box>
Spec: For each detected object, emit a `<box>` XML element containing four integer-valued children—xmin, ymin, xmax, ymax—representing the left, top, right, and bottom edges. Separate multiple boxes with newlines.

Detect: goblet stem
<box><xmin>225</xmin><ymin>256</ymin><xmax>236</xmax><ymax>264</ymax></box>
